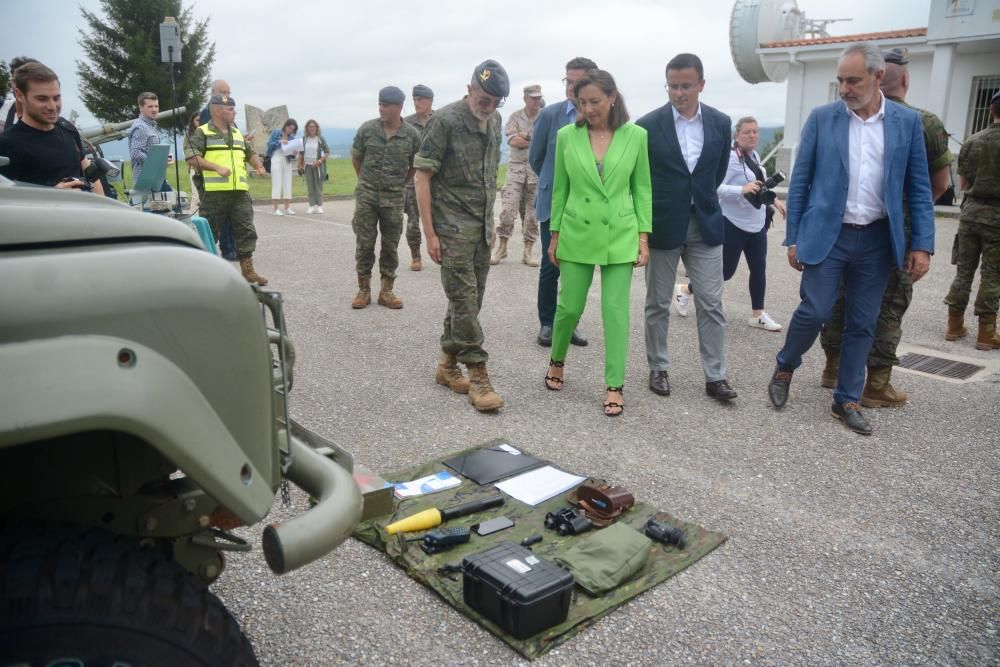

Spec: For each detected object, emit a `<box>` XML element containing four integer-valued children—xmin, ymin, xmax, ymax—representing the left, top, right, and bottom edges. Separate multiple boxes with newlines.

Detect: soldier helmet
<box><xmin>472</xmin><ymin>60</ymin><xmax>509</xmax><ymax>98</ymax></box>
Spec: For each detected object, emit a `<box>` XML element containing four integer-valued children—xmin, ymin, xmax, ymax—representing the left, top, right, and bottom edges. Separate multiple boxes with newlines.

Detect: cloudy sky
<box><xmin>6</xmin><ymin>0</ymin><xmax>929</xmax><ymax>131</ymax></box>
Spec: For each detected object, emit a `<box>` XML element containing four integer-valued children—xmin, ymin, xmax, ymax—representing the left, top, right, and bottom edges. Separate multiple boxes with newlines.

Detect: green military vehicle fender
<box><xmin>0</xmin><ymin>178</ymin><xmax>362</xmax><ymax>666</ymax></box>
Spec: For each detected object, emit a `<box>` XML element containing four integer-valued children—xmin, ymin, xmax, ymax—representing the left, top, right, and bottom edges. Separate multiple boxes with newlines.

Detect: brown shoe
<box><xmin>377</xmin><ymin>275</ymin><xmax>403</xmax><ymax>309</ymax></box>
<box><xmin>239</xmin><ymin>256</ymin><xmax>268</xmax><ymax>286</ymax></box>
<box><xmin>490</xmin><ymin>238</ymin><xmax>508</xmax><ymax>265</ymax></box>
<box><xmin>522</xmin><ymin>240</ymin><xmax>539</xmax><ymax>267</ymax></box>
<box><xmin>351</xmin><ymin>274</ymin><xmax>371</xmax><ymax>309</ymax></box>
<box><xmin>975</xmin><ymin>314</ymin><xmax>1000</xmax><ymax>350</ymax></box>
<box><xmin>409</xmin><ymin>245</ymin><xmax>422</xmax><ymax>272</ymax></box>
<box><xmin>435</xmin><ymin>352</ymin><xmax>470</xmax><ymax>394</ymax></box>
<box><xmin>466</xmin><ymin>362</ymin><xmax>504</xmax><ymax>411</ymax></box>
<box><xmin>861</xmin><ymin>365</ymin><xmax>908</xmax><ymax>408</ymax></box>
<box><xmin>945</xmin><ymin>307</ymin><xmax>968</xmax><ymax>341</ymax></box>
<box><xmin>820</xmin><ymin>350</ymin><xmax>839</xmax><ymax>389</ymax></box>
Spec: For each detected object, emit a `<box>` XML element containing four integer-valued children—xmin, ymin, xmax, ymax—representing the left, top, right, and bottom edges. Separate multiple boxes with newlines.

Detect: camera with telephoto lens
<box><xmin>78</xmin><ymin>157</ymin><xmax>121</xmax><ymax>191</ymax></box>
<box><xmin>743</xmin><ymin>171</ymin><xmax>785</xmax><ymax>209</ymax></box>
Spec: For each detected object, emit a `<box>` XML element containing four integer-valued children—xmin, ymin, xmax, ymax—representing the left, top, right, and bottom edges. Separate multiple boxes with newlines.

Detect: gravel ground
<box><xmin>211</xmin><ymin>201</ymin><xmax>999</xmax><ymax>666</ymax></box>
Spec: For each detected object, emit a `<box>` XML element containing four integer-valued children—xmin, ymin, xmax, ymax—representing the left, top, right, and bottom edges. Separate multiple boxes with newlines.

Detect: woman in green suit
<box><xmin>543</xmin><ymin>70</ymin><xmax>653</xmax><ymax>416</ymax></box>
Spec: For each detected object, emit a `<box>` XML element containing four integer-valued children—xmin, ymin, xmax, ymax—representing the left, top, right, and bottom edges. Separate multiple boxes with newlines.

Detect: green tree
<box><xmin>0</xmin><ymin>61</ymin><xmax>10</xmax><ymax>100</ymax></box>
<box><xmin>76</xmin><ymin>0</ymin><xmax>215</xmax><ymax>125</ymax></box>
<box><xmin>759</xmin><ymin>128</ymin><xmax>784</xmax><ymax>176</ymax></box>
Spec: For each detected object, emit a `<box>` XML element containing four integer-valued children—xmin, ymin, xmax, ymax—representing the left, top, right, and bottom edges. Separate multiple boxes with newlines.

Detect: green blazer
<box><xmin>550</xmin><ymin>122</ymin><xmax>652</xmax><ymax>265</ymax></box>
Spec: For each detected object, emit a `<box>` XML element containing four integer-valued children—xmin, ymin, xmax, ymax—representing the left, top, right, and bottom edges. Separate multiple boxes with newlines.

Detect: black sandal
<box><xmin>604</xmin><ymin>386</ymin><xmax>624</xmax><ymax>417</ymax></box>
<box><xmin>544</xmin><ymin>359</ymin><xmax>565</xmax><ymax>391</ymax></box>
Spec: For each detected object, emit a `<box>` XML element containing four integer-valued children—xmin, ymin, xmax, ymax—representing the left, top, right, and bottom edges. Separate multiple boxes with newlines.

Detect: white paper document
<box><xmin>393</xmin><ymin>470</ymin><xmax>461</xmax><ymax>498</ymax></box>
<box><xmin>281</xmin><ymin>138</ymin><xmax>303</xmax><ymax>155</ymax></box>
<box><xmin>494</xmin><ymin>465</ymin><xmax>586</xmax><ymax>506</ymax></box>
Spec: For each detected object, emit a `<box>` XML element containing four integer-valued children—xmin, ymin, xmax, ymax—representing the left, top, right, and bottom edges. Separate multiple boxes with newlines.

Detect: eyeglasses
<box><xmin>474</xmin><ymin>93</ymin><xmax>506</xmax><ymax>109</ymax></box>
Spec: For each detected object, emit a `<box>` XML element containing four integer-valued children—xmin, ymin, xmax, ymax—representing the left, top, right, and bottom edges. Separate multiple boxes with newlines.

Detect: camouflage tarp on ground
<box><xmin>353</xmin><ymin>440</ymin><xmax>727</xmax><ymax>660</ymax></box>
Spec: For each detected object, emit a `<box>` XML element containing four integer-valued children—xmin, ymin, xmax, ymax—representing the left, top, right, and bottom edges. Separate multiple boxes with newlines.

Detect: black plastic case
<box><xmin>462</xmin><ymin>541</ymin><xmax>574</xmax><ymax>639</ymax></box>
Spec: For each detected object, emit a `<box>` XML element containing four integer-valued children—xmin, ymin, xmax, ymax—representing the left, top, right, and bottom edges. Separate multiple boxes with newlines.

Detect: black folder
<box><xmin>443</xmin><ymin>447</ymin><xmax>545</xmax><ymax>485</ymax></box>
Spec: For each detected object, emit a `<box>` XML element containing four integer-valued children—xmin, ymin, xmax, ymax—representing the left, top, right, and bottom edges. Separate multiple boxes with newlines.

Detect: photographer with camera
<box><xmin>0</xmin><ymin>62</ymin><xmax>104</xmax><ymax>195</ymax></box>
<box><xmin>717</xmin><ymin>116</ymin><xmax>785</xmax><ymax>331</ymax></box>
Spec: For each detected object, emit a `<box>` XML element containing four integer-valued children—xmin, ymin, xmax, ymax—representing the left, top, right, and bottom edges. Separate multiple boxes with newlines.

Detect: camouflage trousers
<box><xmin>353</xmin><ymin>199</ymin><xmax>403</xmax><ymax>279</ymax></box>
<box><xmin>404</xmin><ymin>185</ymin><xmax>421</xmax><ymax>248</ymax></box>
<box><xmin>944</xmin><ymin>220</ymin><xmax>1000</xmax><ymax>316</ymax></box>
<box><xmin>496</xmin><ymin>162</ymin><xmax>539</xmax><ymax>242</ymax></box>
<box><xmin>201</xmin><ymin>190</ymin><xmax>257</xmax><ymax>258</ymax></box>
<box><xmin>821</xmin><ymin>267</ymin><xmax>912</xmax><ymax>368</ymax></box>
<box><xmin>436</xmin><ymin>221</ymin><xmax>491</xmax><ymax>364</ymax></box>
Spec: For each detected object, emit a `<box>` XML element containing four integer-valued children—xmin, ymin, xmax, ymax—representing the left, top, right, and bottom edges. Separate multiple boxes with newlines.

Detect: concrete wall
<box><xmin>927</xmin><ymin>0</ymin><xmax>1000</xmax><ymax>42</ymax></box>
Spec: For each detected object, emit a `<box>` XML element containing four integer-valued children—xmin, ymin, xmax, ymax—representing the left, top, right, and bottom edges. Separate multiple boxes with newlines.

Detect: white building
<box><xmin>744</xmin><ymin>0</ymin><xmax>1000</xmax><ymax>176</ymax></box>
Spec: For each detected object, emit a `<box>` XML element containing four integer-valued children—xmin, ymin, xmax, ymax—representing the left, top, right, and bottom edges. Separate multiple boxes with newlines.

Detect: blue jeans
<box><xmin>537</xmin><ymin>219</ymin><xmax>560</xmax><ymax>327</ymax></box>
<box><xmin>776</xmin><ymin>220</ymin><xmax>894</xmax><ymax>404</ymax></box>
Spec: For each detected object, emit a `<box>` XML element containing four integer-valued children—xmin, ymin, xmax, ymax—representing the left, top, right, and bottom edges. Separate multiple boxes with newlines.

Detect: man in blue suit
<box><xmin>637</xmin><ymin>53</ymin><xmax>736</xmax><ymax>402</ymax></box>
<box><xmin>529</xmin><ymin>57</ymin><xmax>596</xmax><ymax>348</ymax></box>
<box><xmin>768</xmin><ymin>43</ymin><xmax>935</xmax><ymax>435</ymax></box>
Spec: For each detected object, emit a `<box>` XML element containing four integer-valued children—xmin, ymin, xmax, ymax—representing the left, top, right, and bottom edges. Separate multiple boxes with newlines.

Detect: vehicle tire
<box><xmin>0</xmin><ymin>522</ymin><xmax>259</xmax><ymax>667</ymax></box>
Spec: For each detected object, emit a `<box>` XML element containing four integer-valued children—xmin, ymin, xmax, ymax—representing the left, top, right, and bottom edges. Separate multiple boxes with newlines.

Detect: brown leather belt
<box><xmin>574</xmin><ymin>483</ymin><xmax>635</xmax><ymax>527</ymax></box>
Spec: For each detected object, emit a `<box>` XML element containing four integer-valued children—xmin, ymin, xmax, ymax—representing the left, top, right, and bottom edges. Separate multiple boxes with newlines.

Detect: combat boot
<box><xmin>861</xmin><ymin>365</ymin><xmax>908</xmax><ymax>408</ymax></box>
<box><xmin>435</xmin><ymin>352</ymin><xmax>470</xmax><ymax>394</ymax></box>
<box><xmin>409</xmin><ymin>245</ymin><xmax>422</xmax><ymax>272</ymax></box>
<box><xmin>377</xmin><ymin>275</ymin><xmax>403</xmax><ymax>309</ymax></box>
<box><xmin>945</xmin><ymin>307</ymin><xmax>968</xmax><ymax>341</ymax></box>
<box><xmin>351</xmin><ymin>274</ymin><xmax>371</xmax><ymax>309</ymax></box>
<box><xmin>522</xmin><ymin>240</ymin><xmax>539</xmax><ymax>267</ymax></box>
<box><xmin>820</xmin><ymin>350</ymin><xmax>839</xmax><ymax>389</ymax></box>
<box><xmin>239</xmin><ymin>257</ymin><xmax>268</xmax><ymax>286</ymax></box>
<box><xmin>490</xmin><ymin>238</ymin><xmax>508</xmax><ymax>265</ymax></box>
<box><xmin>466</xmin><ymin>362</ymin><xmax>504</xmax><ymax>411</ymax></box>
<box><xmin>975</xmin><ymin>314</ymin><xmax>1000</xmax><ymax>350</ymax></box>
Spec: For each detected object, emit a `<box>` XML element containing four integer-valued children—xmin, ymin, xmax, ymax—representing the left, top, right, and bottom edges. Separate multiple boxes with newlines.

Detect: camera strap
<box><xmin>738</xmin><ymin>145</ymin><xmax>766</xmax><ymax>183</ymax></box>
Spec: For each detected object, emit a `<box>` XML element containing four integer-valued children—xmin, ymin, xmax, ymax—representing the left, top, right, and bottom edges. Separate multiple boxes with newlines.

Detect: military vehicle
<box><xmin>0</xmin><ymin>173</ymin><xmax>363</xmax><ymax>666</ymax></box>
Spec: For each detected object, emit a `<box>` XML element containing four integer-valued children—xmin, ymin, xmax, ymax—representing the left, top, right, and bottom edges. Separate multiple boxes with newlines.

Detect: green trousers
<box><xmin>551</xmin><ymin>260</ymin><xmax>633</xmax><ymax>387</ymax></box>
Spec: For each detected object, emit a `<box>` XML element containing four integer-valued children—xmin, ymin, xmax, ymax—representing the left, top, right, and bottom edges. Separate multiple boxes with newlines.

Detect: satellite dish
<box><xmin>730</xmin><ymin>0</ymin><xmax>803</xmax><ymax>84</ymax></box>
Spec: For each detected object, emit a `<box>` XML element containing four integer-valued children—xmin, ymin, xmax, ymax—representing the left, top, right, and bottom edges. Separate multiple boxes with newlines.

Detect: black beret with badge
<box><xmin>209</xmin><ymin>94</ymin><xmax>236</xmax><ymax>107</ymax></box>
<box><xmin>472</xmin><ymin>59</ymin><xmax>509</xmax><ymax>98</ymax></box>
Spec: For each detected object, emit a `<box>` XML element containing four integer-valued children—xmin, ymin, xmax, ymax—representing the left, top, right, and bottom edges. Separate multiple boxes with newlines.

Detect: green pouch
<box><xmin>555</xmin><ymin>523</ymin><xmax>652</xmax><ymax>596</ymax></box>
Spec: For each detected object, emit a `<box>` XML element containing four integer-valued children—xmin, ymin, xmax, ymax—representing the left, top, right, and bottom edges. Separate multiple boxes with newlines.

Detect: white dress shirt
<box><xmin>844</xmin><ymin>93</ymin><xmax>887</xmax><ymax>225</ymax></box>
<box><xmin>717</xmin><ymin>148</ymin><xmax>767</xmax><ymax>233</ymax></box>
<box><xmin>673</xmin><ymin>104</ymin><xmax>704</xmax><ymax>172</ymax></box>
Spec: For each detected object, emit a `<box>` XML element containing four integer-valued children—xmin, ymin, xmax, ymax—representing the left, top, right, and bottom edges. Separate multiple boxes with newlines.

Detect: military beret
<box><xmin>523</xmin><ymin>84</ymin><xmax>543</xmax><ymax>97</ymax></box>
<box><xmin>883</xmin><ymin>47</ymin><xmax>909</xmax><ymax>66</ymax></box>
<box><xmin>208</xmin><ymin>94</ymin><xmax>236</xmax><ymax>107</ymax></box>
<box><xmin>379</xmin><ymin>86</ymin><xmax>405</xmax><ymax>105</ymax></box>
<box><xmin>412</xmin><ymin>84</ymin><xmax>434</xmax><ymax>99</ymax></box>
<box><xmin>472</xmin><ymin>59</ymin><xmax>509</xmax><ymax>98</ymax></box>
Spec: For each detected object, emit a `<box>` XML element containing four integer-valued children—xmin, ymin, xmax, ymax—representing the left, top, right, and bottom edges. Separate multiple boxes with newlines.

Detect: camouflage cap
<box><xmin>472</xmin><ymin>59</ymin><xmax>509</xmax><ymax>98</ymax></box>
<box><xmin>523</xmin><ymin>84</ymin><xmax>543</xmax><ymax>97</ymax></box>
<box><xmin>379</xmin><ymin>86</ymin><xmax>405</xmax><ymax>105</ymax></box>
<box><xmin>883</xmin><ymin>47</ymin><xmax>909</xmax><ymax>66</ymax></box>
<box><xmin>412</xmin><ymin>84</ymin><xmax>434</xmax><ymax>100</ymax></box>
<box><xmin>208</xmin><ymin>94</ymin><xmax>236</xmax><ymax>107</ymax></box>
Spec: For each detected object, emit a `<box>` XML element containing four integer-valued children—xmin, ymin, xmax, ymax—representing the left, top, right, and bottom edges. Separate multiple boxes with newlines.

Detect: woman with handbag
<box><xmin>298</xmin><ymin>119</ymin><xmax>330</xmax><ymax>214</ymax></box>
<box><xmin>267</xmin><ymin>118</ymin><xmax>299</xmax><ymax>215</ymax></box>
<box><xmin>542</xmin><ymin>70</ymin><xmax>652</xmax><ymax>416</ymax></box>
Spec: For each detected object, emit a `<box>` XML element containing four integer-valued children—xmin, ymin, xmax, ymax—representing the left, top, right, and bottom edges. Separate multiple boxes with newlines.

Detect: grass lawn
<box><xmin>116</xmin><ymin>160</ymin><xmax>508</xmax><ymax>201</ymax></box>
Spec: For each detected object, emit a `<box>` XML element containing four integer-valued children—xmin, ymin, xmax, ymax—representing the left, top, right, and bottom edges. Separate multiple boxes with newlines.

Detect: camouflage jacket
<box><xmin>404</xmin><ymin>112</ymin><xmax>434</xmax><ymax>140</ymax></box>
<box><xmin>958</xmin><ymin>124</ymin><xmax>1000</xmax><ymax>227</ymax></box>
<box><xmin>886</xmin><ymin>96</ymin><xmax>953</xmax><ymax>174</ymax></box>
<box><xmin>504</xmin><ymin>108</ymin><xmax>538</xmax><ymax>165</ymax></box>
<box><xmin>351</xmin><ymin>118</ymin><xmax>421</xmax><ymax>206</ymax></box>
<box><xmin>413</xmin><ymin>98</ymin><xmax>502</xmax><ymax>237</ymax></box>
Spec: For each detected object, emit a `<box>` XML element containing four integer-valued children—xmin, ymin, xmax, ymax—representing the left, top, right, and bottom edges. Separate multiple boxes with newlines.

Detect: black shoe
<box><xmin>537</xmin><ymin>325</ymin><xmax>553</xmax><ymax>347</ymax></box>
<box><xmin>705</xmin><ymin>379</ymin><xmax>737</xmax><ymax>401</ymax></box>
<box><xmin>768</xmin><ymin>366</ymin><xmax>793</xmax><ymax>409</ymax></box>
<box><xmin>648</xmin><ymin>370</ymin><xmax>671</xmax><ymax>396</ymax></box>
<box><xmin>831</xmin><ymin>402</ymin><xmax>873</xmax><ymax>435</ymax></box>
<box><xmin>570</xmin><ymin>327</ymin><xmax>588</xmax><ymax>347</ymax></box>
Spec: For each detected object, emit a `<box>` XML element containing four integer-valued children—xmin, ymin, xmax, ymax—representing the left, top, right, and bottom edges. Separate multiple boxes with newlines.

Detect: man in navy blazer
<box><xmin>768</xmin><ymin>43</ymin><xmax>935</xmax><ymax>435</ymax></box>
<box><xmin>528</xmin><ymin>57</ymin><xmax>597</xmax><ymax>348</ymax></box>
<box><xmin>637</xmin><ymin>53</ymin><xmax>736</xmax><ymax>402</ymax></box>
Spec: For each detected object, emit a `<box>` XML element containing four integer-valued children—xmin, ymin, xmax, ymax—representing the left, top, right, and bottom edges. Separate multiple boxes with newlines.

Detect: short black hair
<box><xmin>666</xmin><ymin>53</ymin><xmax>704</xmax><ymax>81</ymax></box>
<box><xmin>565</xmin><ymin>57</ymin><xmax>598</xmax><ymax>73</ymax></box>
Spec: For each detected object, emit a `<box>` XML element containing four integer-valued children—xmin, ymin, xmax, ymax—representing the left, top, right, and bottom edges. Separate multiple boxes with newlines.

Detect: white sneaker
<box><xmin>286</xmin><ymin>208</ymin><xmax>297</xmax><ymax>215</ymax></box>
<box><xmin>749</xmin><ymin>312</ymin><xmax>783</xmax><ymax>331</ymax></box>
<box><xmin>274</xmin><ymin>209</ymin><xmax>284</xmax><ymax>216</ymax></box>
<box><xmin>316</xmin><ymin>206</ymin><xmax>324</xmax><ymax>214</ymax></box>
<box><xmin>673</xmin><ymin>284</ymin><xmax>690</xmax><ymax>317</ymax></box>
<box><xmin>306</xmin><ymin>205</ymin><xmax>315</xmax><ymax>214</ymax></box>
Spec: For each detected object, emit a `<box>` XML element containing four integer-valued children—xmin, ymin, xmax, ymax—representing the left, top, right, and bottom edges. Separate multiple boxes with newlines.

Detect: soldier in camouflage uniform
<box><xmin>820</xmin><ymin>48</ymin><xmax>954</xmax><ymax>407</ymax></box>
<box><xmin>492</xmin><ymin>84</ymin><xmax>544</xmax><ymax>267</ymax></box>
<box><xmin>944</xmin><ymin>89</ymin><xmax>1000</xmax><ymax>350</ymax></box>
<box><xmin>350</xmin><ymin>86</ymin><xmax>422</xmax><ymax>309</ymax></box>
<box><xmin>414</xmin><ymin>60</ymin><xmax>510</xmax><ymax>412</ymax></box>
<box><xmin>404</xmin><ymin>84</ymin><xmax>435</xmax><ymax>271</ymax></box>
<box><xmin>185</xmin><ymin>94</ymin><xmax>269</xmax><ymax>285</ymax></box>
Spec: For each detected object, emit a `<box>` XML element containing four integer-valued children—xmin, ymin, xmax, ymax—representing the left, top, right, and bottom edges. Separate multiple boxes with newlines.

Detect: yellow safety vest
<box><xmin>199</xmin><ymin>123</ymin><xmax>249</xmax><ymax>192</ymax></box>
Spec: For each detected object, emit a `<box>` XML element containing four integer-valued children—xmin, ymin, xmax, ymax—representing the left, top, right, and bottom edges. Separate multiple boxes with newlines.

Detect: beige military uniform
<box><xmin>497</xmin><ymin>108</ymin><xmax>540</xmax><ymax>242</ymax></box>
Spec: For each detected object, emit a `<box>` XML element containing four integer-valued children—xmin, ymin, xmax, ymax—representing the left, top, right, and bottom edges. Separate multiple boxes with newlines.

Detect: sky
<box><xmin>5</xmin><ymin>0</ymin><xmax>930</xmax><ymax>132</ymax></box>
